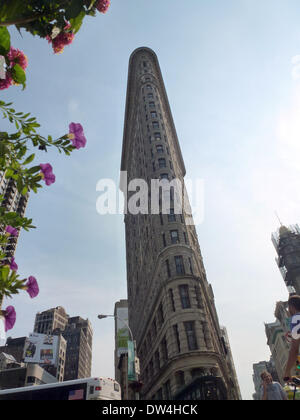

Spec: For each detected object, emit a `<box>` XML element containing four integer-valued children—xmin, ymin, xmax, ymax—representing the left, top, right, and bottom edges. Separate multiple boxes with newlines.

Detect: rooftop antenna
<box><xmin>275</xmin><ymin>211</ymin><xmax>283</xmax><ymax>226</ymax></box>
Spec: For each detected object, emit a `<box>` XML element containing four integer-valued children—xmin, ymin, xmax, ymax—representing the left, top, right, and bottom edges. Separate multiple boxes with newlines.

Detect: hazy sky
<box><xmin>2</xmin><ymin>0</ymin><xmax>300</xmax><ymax>400</ymax></box>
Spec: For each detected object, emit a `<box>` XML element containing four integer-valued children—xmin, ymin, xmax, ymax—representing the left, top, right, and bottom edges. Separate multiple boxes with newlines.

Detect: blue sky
<box><xmin>1</xmin><ymin>0</ymin><xmax>300</xmax><ymax>400</ymax></box>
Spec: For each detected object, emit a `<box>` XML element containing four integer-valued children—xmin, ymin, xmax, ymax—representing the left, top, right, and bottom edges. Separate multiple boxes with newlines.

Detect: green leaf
<box><xmin>11</xmin><ymin>63</ymin><xmax>26</xmax><ymax>89</ymax></box>
<box><xmin>5</xmin><ymin>169</ymin><xmax>14</xmax><ymax>178</ymax></box>
<box><xmin>27</xmin><ymin>165</ymin><xmax>41</xmax><ymax>175</ymax></box>
<box><xmin>23</xmin><ymin>153</ymin><xmax>35</xmax><ymax>165</ymax></box>
<box><xmin>21</xmin><ymin>186</ymin><xmax>28</xmax><ymax>196</ymax></box>
<box><xmin>0</xmin><ymin>27</ymin><xmax>10</xmax><ymax>55</ymax></box>
<box><xmin>70</xmin><ymin>10</ymin><xmax>86</xmax><ymax>33</ymax></box>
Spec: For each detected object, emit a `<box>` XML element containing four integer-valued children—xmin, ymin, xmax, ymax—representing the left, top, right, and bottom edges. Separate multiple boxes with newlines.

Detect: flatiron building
<box><xmin>120</xmin><ymin>47</ymin><xmax>240</xmax><ymax>400</ymax></box>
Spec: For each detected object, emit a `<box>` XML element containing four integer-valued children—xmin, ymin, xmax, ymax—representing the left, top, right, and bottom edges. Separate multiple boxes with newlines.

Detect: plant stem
<box><xmin>0</xmin><ymin>15</ymin><xmax>40</xmax><ymax>27</ymax></box>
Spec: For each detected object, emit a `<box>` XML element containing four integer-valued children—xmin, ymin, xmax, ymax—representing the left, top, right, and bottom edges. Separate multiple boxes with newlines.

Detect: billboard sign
<box><xmin>116</xmin><ymin>307</ymin><xmax>129</xmax><ymax>357</ymax></box>
<box><xmin>127</xmin><ymin>340</ymin><xmax>136</xmax><ymax>382</ymax></box>
<box><xmin>24</xmin><ymin>333</ymin><xmax>59</xmax><ymax>366</ymax></box>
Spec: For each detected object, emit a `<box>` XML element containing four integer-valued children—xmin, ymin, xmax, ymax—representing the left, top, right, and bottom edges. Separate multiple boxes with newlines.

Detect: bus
<box><xmin>0</xmin><ymin>377</ymin><xmax>121</xmax><ymax>400</ymax></box>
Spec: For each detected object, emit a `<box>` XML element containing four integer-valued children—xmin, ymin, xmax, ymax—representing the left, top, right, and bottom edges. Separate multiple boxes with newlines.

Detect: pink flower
<box><xmin>68</xmin><ymin>123</ymin><xmax>87</xmax><ymax>149</ymax></box>
<box><xmin>7</xmin><ymin>47</ymin><xmax>28</xmax><ymax>70</ymax></box>
<box><xmin>47</xmin><ymin>24</ymin><xmax>75</xmax><ymax>54</ymax></box>
<box><xmin>96</xmin><ymin>0</ymin><xmax>110</xmax><ymax>13</ymax></box>
<box><xmin>24</xmin><ymin>276</ymin><xmax>39</xmax><ymax>298</ymax></box>
<box><xmin>0</xmin><ymin>72</ymin><xmax>13</xmax><ymax>90</ymax></box>
<box><xmin>2</xmin><ymin>306</ymin><xmax>16</xmax><ymax>332</ymax></box>
<box><xmin>5</xmin><ymin>225</ymin><xmax>18</xmax><ymax>237</ymax></box>
<box><xmin>9</xmin><ymin>257</ymin><xmax>18</xmax><ymax>272</ymax></box>
<box><xmin>39</xmin><ymin>163</ymin><xmax>56</xmax><ymax>186</ymax></box>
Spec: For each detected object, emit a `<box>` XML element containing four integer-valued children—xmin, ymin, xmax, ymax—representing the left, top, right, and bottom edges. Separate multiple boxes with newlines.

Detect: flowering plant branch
<box><xmin>0</xmin><ymin>99</ymin><xmax>87</xmax><ymax>331</ymax></box>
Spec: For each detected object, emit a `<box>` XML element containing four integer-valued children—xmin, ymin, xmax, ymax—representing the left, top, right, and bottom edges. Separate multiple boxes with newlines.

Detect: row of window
<box><xmin>162</xmin><ymin>230</ymin><xmax>188</xmax><ymax>247</ymax></box>
<box><xmin>152</xmin><ymin>157</ymin><xmax>173</xmax><ymax>171</ymax></box>
<box><xmin>142</xmin><ymin>320</ymin><xmax>199</xmax><ymax>387</ymax></box>
<box><xmin>165</xmin><ymin>256</ymin><xmax>194</xmax><ymax>277</ymax></box>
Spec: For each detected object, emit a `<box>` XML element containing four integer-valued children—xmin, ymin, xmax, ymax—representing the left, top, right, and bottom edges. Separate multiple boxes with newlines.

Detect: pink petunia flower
<box><xmin>5</xmin><ymin>225</ymin><xmax>18</xmax><ymax>237</ymax></box>
<box><xmin>68</xmin><ymin>123</ymin><xmax>87</xmax><ymax>149</ymax></box>
<box><xmin>3</xmin><ymin>306</ymin><xmax>16</xmax><ymax>332</ymax></box>
<box><xmin>39</xmin><ymin>163</ymin><xmax>56</xmax><ymax>186</ymax></box>
<box><xmin>0</xmin><ymin>72</ymin><xmax>13</xmax><ymax>90</ymax></box>
<box><xmin>24</xmin><ymin>276</ymin><xmax>39</xmax><ymax>298</ymax></box>
<box><xmin>96</xmin><ymin>0</ymin><xmax>110</xmax><ymax>13</ymax></box>
<box><xmin>9</xmin><ymin>257</ymin><xmax>18</xmax><ymax>272</ymax></box>
<box><xmin>46</xmin><ymin>23</ymin><xmax>75</xmax><ymax>54</ymax></box>
<box><xmin>7</xmin><ymin>47</ymin><xmax>28</xmax><ymax>70</ymax></box>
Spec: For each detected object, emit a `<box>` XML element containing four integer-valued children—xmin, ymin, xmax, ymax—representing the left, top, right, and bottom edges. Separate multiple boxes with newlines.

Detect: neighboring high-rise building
<box><xmin>265</xmin><ymin>321</ymin><xmax>290</xmax><ymax>382</ymax></box>
<box><xmin>272</xmin><ymin>224</ymin><xmax>300</xmax><ymax>295</ymax></box>
<box><xmin>62</xmin><ymin>316</ymin><xmax>93</xmax><ymax>381</ymax></box>
<box><xmin>34</xmin><ymin>306</ymin><xmax>69</xmax><ymax>335</ymax></box>
<box><xmin>0</xmin><ymin>337</ymin><xmax>27</xmax><ymax>363</ymax></box>
<box><xmin>33</xmin><ymin>308</ymin><xmax>93</xmax><ymax>381</ymax></box>
<box><xmin>120</xmin><ymin>47</ymin><xmax>239</xmax><ymax>400</ymax></box>
<box><xmin>0</xmin><ymin>174</ymin><xmax>29</xmax><ymax>263</ymax></box>
<box><xmin>0</xmin><ymin>334</ymin><xmax>66</xmax><ymax>383</ymax></box>
<box><xmin>264</xmin><ymin>300</ymin><xmax>295</xmax><ymax>385</ymax></box>
<box><xmin>0</xmin><ymin>362</ymin><xmax>57</xmax><ymax>390</ymax></box>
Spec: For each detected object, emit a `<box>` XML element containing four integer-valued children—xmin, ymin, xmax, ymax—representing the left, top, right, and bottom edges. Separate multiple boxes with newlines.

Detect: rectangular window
<box><xmin>179</xmin><ymin>285</ymin><xmax>191</xmax><ymax>309</ymax></box>
<box><xmin>162</xmin><ymin>233</ymin><xmax>166</xmax><ymax>247</ymax></box>
<box><xmin>161</xmin><ymin>337</ymin><xmax>168</xmax><ymax>363</ymax></box>
<box><xmin>149</xmin><ymin>101</ymin><xmax>155</xmax><ymax>108</ymax></box>
<box><xmin>175</xmin><ymin>256</ymin><xmax>185</xmax><ymax>275</ymax></box>
<box><xmin>158</xmin><ymin>303</ymin><xmax>164</xmax><ymax>326</ymax></box>
<box><xmin>169</xmin><ymin>289</ymin><xmax>176</xmax><ymax>312</ymax></box>
<box><xmin>164</xmin><ymin>381</ymin><xmax>171</xmax><ymax>400</ymax></box>
<box><xmin>157</xmin><ymin>388</ymin><xmax>163</xmax><ymax>400</ymax></box>
<box><xmin>161</xmin><ymin>173</ymin><xmax>169</xmax><ymax>180</ymax></box>
<box><xmin>151</xmin><ymin>111</ymin><xmax>158</xmax><ymax>118</ymax></box>
<box><xmin>153</xmin><ymin>121</ymin><xmax>159</xmax><ymax>129</ymax></box>
<box><xmin>189</xmin><ymin>257</ymin><xmax>193</xmax><ymax>274</ymax></box>
<box><xmin>154</xmin><ymin>132</ymin><xmax>161</xmax><ymax>140</ymax></box>
<box><xmin>184</xmin><ymin>321</ymin><xmax>198</xmax><ymax>351</ymax></box>
<box><xmin>195</xmin><ymin>285</ymin><xmax>202</xmax><ymax>308</ymax></box>
<box><xmin>148</xmin><ymin>93</ymin><xmax>153</xmax><ymax>99</ymax></box>
<box><xmin>173</xmin><ymin>324</ymin><xmax>181</xmax><ymax>353</ymax></box>
<box><xmin>156</xmin><ymin>145</ymin><xmax>164</xmax><ymax>153</ymax></box>
<box><xmin>160</xmin><ymin>213</ymin><xmax>164</xmax><ymax>226</ymax></box>
<box><xmin>168</xmin><ymin>209</ymin><xmax>176</xmax><ymax>222</ymax></box>
<box><xmin>158</xmin><ymin>158</ymin><xmax>166</xmax><ymax>168</ymax></box>
<box><xmin>170</xmin><ymin>230</ymin><xmax>179</xmax><ymax>244</ymax></box>
<box><xmin>184</xmin><ymin>232</ymin><xmax>188</xmax><ymax>244</ymax></box>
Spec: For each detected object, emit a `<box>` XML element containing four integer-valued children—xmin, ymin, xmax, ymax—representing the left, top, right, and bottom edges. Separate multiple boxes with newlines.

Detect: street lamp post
<box><xmin>97</xmin><ymin>314</ymin><xmax>135</xmax><ymax>401</ymax></box>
